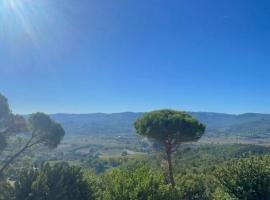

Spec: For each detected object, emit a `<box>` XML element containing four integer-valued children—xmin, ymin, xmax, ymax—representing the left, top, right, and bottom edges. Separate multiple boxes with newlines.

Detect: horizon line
<box><xmin>19</xmin><ymin>111</ymin><xmax>270</xmax><ymax>116</ymax></box>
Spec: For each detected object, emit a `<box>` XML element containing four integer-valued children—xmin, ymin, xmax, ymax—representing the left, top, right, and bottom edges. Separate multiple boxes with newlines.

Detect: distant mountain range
<box><xmin>50</xmin><ymin>112</ymin><xmax>270</xmax><ymax>137</ymax></box>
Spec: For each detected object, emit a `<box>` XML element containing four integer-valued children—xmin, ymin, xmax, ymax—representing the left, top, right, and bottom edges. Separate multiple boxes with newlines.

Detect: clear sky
<box><xmin>0</xmin><ymin>0</ymin><xmax>270</xmax><ymax>114</ymax></box>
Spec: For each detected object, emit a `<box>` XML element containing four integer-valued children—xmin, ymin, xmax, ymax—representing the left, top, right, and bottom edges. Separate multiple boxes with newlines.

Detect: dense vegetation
<box><xmin>2</xmin><ymin>145</ymin><xmax>270</xmax><ymax>200</ymax></box>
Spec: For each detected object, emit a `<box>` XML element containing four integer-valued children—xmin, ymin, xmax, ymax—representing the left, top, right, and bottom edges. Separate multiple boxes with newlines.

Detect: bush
<box><xmin>7</xmin><ymin>162</ymin><xmax>96</xmax><ymax>200</ymax></box>
<box><xmin>0</xmin><ymin>181</ymin><xmax>15</xmax><ymax>200</ymax></box>
<box><xmin>211</xmin><ymin>187</ymin><xmax>236</xmax><ymax>200</ymax></box>
<box><xmin>176</xmin><ymin>173</ymin><xmax>222</xmax><ymax>200</ymax></box>
<box><xmin>215</xmin><ymin>155</ymin><xmax>270</xmax><ymax>200</ymax></box>
<box><xmin>103</xmin><ymin>164</ymin><xmax>176</xmax><ymax>200</ymax></box>
<box><xmin>84</xmin><ymin>170</ymin><xmax>104</xmax><ymax>200</ymax></box>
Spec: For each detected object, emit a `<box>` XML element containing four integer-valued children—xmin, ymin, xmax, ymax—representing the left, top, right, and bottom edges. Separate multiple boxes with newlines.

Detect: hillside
<box><xmin>51</xmin><ymin>112</ymin><xmax>143</xmax><ymax>135</ymax></box>
<box><xmin>50</xmin><ymin>112</ymin><xmax>270</xmax><ymax>137</ymax></box>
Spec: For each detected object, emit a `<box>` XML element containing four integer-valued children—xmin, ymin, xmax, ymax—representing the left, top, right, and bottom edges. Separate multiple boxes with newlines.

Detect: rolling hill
<box><xmin>50</xmin><ymin>112</ymin><xmax>270</xmax><ymax>138</ymax></box>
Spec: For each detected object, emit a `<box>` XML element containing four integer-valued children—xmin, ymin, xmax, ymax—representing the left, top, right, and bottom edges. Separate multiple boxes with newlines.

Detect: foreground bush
<box><xmin>215</xmin><ymin>156</ymin><xmax>270</xmax><ymax>200</ymax></box>
<box><xmin>6</xmin><ymin>162</ymin><xmax>96</xmax><ymax>200</ymax></box>
<box><xmin>176</xmin><ymin>173</ymin><xmax>221</xmax><ymax>200</ymax></box>
<box><xmin>5</xmin><ymin>155</ymin><xmax>270</xmax><ymax>200</ymax></box>
<box><xmin>103</xmin><ymin>165</ymin><xmax>176</xmax><ymax>200</ymax></box>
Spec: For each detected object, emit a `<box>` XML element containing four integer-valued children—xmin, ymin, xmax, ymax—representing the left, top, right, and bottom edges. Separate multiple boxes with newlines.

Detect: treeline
<box><xmin>2</xmin><ymin>155</ymin><xmax>270</xmax><ymax>199</ymax></box>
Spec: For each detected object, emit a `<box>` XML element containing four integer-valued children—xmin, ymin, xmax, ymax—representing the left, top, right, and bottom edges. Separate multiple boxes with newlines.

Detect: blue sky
<box><xmin>0</xmin><ymin>0</ymin><xmax>270</xmax><ymax>114</ymax></box>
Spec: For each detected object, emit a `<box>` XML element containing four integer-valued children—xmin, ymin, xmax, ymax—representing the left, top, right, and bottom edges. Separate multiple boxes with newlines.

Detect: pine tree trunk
<box><xmin>166</xmin><ymin>143</ymin><xmax>175</xmax><ymax>188</ymax></box>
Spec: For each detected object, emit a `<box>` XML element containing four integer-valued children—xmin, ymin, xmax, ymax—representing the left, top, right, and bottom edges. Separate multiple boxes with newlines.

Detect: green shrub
<box><xmin>7</xmin><ymin>162</ymin><xmax>96</xmax><ymax>200</ymax></box>
<box><xmin>176</xmin><ymin>173</ymin><xmax>221</xmax><ymax>200</ymax></box>
<box><xmin>103</xmin><ymin>164</ymin><xmax>176</xmax><ymax>200</ymax></box>
<box><xmin>215</xmin><ymin>155</ymin><xmax>270</xmax><ymax>200</ymax></box>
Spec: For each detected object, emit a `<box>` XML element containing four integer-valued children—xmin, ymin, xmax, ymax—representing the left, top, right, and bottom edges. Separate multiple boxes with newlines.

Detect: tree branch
<box><xmin>0</xmin><ymin>133</ymin><xmax>38</xmax><ymax>178</ymax></box>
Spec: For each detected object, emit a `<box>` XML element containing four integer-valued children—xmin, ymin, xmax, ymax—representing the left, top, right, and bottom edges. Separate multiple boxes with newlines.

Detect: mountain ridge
<box><xmin>49</xmin><ymin>112</ymin><xmax>270</xmax><ymax>137</ymax></box>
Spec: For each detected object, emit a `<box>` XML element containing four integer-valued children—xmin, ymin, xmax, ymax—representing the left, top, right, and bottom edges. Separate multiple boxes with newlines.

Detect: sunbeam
<box><xmin>1</xmin><ymin>0</ymin><xmax>38</xmax><ymax>44</ymax></box>
<box><xmin>4</xmin><ymin>0</ymin><xmax>37</xmax><ymax>42</ymax></box>
<box><xmin>0</xmin><ymin>0</ymin><xmax>68</xmax><ymax>48</ymax></box>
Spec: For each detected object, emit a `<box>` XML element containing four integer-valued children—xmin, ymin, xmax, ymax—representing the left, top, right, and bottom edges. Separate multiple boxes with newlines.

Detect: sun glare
<box><xmin>0</xmin><ymin>0</ymin><xmax>38</xmax><ymax>44</ymax></box>
<box><xmin>8</xmin><ymin>0</ymin><xmax>18</xmax><ymax>10</ymax></box>
<box><xmin>0</xmin><ymin>0</ymin><xmax>65</xmax><ymax>48</ymax></box>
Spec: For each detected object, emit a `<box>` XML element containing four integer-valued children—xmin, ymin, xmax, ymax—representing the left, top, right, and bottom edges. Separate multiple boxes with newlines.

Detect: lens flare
<box><xmin>1</xmin><ymin>0</ymin><xmax>36</xmax><ymax>44</ymax></box>
<box><xmin>0</xmin><ymin>0</ymin><xmax>68</xmax><ymax>48</ymax></box>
